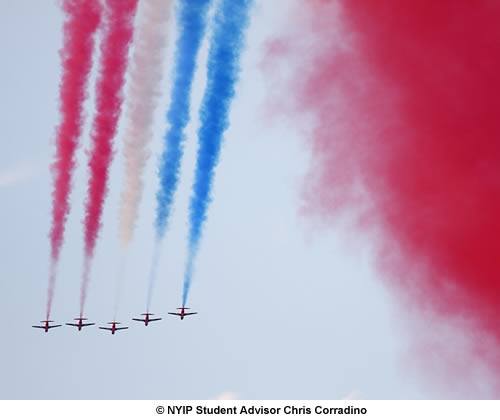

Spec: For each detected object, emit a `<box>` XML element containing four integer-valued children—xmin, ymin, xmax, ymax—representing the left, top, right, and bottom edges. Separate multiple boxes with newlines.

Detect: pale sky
<box><xmin>0</xmin><ymin>0</ymin><xmax>489</xmax><ymax>399</ymax></box>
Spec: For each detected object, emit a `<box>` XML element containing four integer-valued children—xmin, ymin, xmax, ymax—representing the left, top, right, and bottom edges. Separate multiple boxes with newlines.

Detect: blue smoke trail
<box><xmin>155</xmin><ymin>0</ymin><xmax>212</xmax><ymax>239</ymax></box>
<box><xmin>147</xmin><ymin>0</ymin><xmax>212</xmax><ymax>311</ymax></box>
<box><xmin>182</xmin><ymin>0</ymin><xmax>253</xmax><ymax>306</ymax></box>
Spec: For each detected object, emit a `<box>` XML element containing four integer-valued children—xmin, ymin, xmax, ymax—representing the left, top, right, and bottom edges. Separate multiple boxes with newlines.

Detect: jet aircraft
<box><xmin>168</xmin><ymin>306</ymin><xmax>197</xmax><ymax>320</ymax></box>
<box><xmin>32</xmin><ymin>320</ymin><xmax>62</xmax><ymax>332</ymax></box>
<box><xmin>99</xmin><ymin>321</ymin><xmax>128</xmax><ymax>335</ymax></box>
<box><xmin>66</xmin><ymin>317</ymin><xmax>95</xmax><ymax>331</ymax></box>
<box><xmin>132</xmin><ymin>313</ymin><xmax>162</xmax><ymax>326</ymax></box>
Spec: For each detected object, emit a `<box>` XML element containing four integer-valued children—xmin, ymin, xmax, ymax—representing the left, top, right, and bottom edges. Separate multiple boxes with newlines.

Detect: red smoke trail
<box><xmin>47</xmin><ymin>0</ymin><xmax>101</xmax><ymax>320</ymax></box>
<box><xmin>81</xmin><ymin>0</ymin><xmax>138</xmax><ymax>316</ymax></box>
<box><xmin>283</xmin><ymin>1</ymin><xmax>500</xmax><ymax>384</ymax></box>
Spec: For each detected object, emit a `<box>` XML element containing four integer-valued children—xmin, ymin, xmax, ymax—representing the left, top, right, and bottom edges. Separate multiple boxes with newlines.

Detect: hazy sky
<box><xmin>0</xmin><ymin>0</ymin><xmax>482</xmax><ymax>399</ymax></box>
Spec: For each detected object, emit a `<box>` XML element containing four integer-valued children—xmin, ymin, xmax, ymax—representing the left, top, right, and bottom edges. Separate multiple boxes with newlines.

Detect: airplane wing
<box><xmin>184</xmin><ymin>312</ymin><xmax>197</xmax><ymax>316</ymax></box>
<box><xmin>149</xmin><ymin>318</ymin><xmax>162</xmax><ymax>322</ymax></box>
<box><xmin>66</xmin><ymin>323</ymin><xmax>79</xmax><ymax>327</ymax></box>
<box><xmin>81</xmin><ymin>323</ymin><xmax>95</xmax><ymax>327</ymax></box>
<box><xmin>132</xmin><ymin>318</ymin><xmax>144</xmax><ymax>322</ymax></box>
<box><xmin>115</xmin><ymin>327</ymin><xmax>128</xmax><ymax>331</ymax></box>
<box><xmin>32</xmin><ymin>326</ymin><xmax>45</xmax><ymax>329</ymax></box>
<box><xmin>99</xmin><ymin>327</ymin><xmax>113</xmax><ymax>331</ymax></box>
<box><xmin>168</xmin><ymin>312</ymin><xmax>181</xmax><ymax>316</ymax></box>
<box><xmin>47</xmin><ymin>325</ymin><xmax>62</xmax><ymax>329</ymax></box>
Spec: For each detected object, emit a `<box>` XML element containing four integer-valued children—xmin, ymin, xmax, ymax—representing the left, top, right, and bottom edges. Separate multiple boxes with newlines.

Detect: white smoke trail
<box><xmin>119</xmin><ymin>0</ymin><xmax>172</xmax><ymax>247</ymax></box>
<box><xmin>146</xmin><ymin>238</ymin><xmax>161</xmax><ymax>312</ymax></box>
<box><xmin>112</xmin><ymin>251</ymin><xmax>128</xmax><ymax>320</ymax></box>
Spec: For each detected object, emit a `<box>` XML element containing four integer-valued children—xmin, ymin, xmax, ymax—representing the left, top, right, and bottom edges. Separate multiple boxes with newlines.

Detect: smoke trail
<box><xmin>155</xmin><ymin>0</ymin><xmax>212</xmax><ymax>239</ymax></box>
<box><xmin>146</xmin><ymin>238</ymin><xmax>161</xmax><ymax>311</ymax></box>
<box><xmin>147</xmin><ymin>0</ymin><xmax>212</xmax><ymax>310</ymax></box>
<box><xmin>46</xmin><ymin>0</ymin><xmax>101</xmax><ymax>319</ymax></box>
<box><xmin>118</xmin><ymin>0</ymin><xmax>172</xmax><ymax>248</ymax></box>
<box><xmin>182</xmin><ymin>0</ymin><xmax>253</xmax><ymax>306</ymax></box>
<box><xmin>112</xmin><ymin>251</ymin><xmax>127</xmax><ymax>320</ymax></box>
<box><xmin>81</xmin><ymin>0</ymin><xmax>138</xmax><ymax>317</ymax></box>
<box><xmin>277</xmin><ymin>0</ymin><xmax>500</xmax><ymax>387</ymax></box>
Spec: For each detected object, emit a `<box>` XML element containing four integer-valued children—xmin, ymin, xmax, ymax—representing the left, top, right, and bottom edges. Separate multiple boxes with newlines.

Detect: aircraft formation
<box><xmin>40</xmin><ymin>0</ymin><xmax>253</xmax><ymax>329</ymax></box>
<box><xmin>32</xmin><ymin>306</ymin><xmax>197</xmax><ymax>334</ymax></box>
